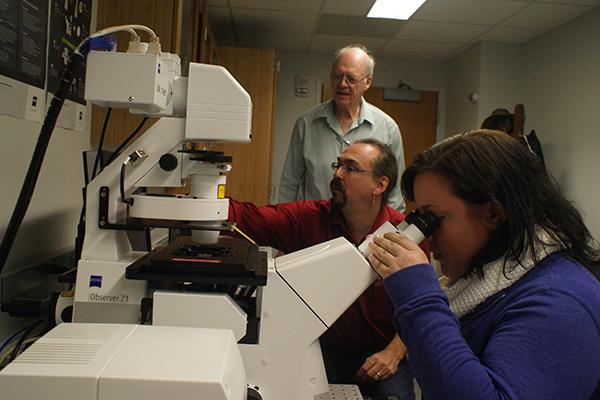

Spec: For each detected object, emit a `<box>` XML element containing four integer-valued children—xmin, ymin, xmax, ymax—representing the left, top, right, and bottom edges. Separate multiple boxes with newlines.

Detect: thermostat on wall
<box><xmin>295</xmin><ymin>75</ymin><xmax>310</xmax><ymax>97</ymax></box>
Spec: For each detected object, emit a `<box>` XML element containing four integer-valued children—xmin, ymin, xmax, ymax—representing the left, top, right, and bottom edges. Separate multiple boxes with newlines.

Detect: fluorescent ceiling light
<box><xmin>367</xmin><ymin>0</ymin><xmax>426</xmax><ymax>20</ymax></box>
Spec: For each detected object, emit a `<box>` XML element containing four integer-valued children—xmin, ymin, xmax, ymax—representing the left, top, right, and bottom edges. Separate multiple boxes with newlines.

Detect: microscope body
<box><xmin>0</xmin><ymin>44</ymin><xmax>376</xmax><ymax>400</ymax></box>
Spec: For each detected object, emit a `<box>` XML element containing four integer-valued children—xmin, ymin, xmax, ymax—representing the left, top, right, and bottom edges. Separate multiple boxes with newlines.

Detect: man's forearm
<box><xmin>385</xmin><ymin>334</ymin><xmax>407</xmax><ymax>361</ymax></box>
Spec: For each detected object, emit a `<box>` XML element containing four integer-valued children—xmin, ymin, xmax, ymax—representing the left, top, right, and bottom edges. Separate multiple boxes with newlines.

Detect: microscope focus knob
<box><xmin>159</xmin><ymin>153</ymin><xmax>178</xmax><ymax>171</ymax></box>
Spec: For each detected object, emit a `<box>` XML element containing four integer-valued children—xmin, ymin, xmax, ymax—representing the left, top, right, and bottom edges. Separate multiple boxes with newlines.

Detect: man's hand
<box><xmin>355</xmin><ymin>335</ymin><xmax>407</xmax><ymax>383</ymax></box>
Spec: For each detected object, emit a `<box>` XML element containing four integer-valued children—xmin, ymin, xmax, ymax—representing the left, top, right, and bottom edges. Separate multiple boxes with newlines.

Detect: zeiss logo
<box><xmin>89</xmin><ymin>275</ymin><xmax>102</xmax><ymax>288</ymax></box>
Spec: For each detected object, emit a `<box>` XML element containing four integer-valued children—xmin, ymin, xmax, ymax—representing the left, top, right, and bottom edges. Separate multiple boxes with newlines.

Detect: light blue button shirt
<box><xmin>279</xmin><ymin>98</ymin><xmax>406</xmax><ymax>212</ymax></box>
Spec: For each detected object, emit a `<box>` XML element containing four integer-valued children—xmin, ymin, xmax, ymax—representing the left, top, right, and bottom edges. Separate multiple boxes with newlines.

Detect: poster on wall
<box><xmin>0</xmin><ymin>0</ymin><xmax>48</xmax><ymax>88</ymax></box>
<box><xmin>47</xmin><ymin>0</ymin><xmax>92</xmax><ymax>131</ymax></box>
<box><xmin>47</xmin><ymin>0</ymin><xmax>92</xmax><ymax>106</ymax></box>
<box><xmin>0</xmin><ymin>0</ymin><xmax>48</xmax><ymax>121</ymax></box>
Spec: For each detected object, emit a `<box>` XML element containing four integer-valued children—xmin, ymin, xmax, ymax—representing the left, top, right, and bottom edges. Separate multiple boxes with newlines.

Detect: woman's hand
<box><xmin>368</xmin><ymin>232</ymin><xmax>429</xmax><ymax>278</ymax></box>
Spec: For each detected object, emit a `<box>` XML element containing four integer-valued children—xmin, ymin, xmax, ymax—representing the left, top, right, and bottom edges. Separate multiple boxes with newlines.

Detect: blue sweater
<box><xmin>384</xmin><ymin>252</ymin><xmax>600</xmax><ymax>399</ymax></box>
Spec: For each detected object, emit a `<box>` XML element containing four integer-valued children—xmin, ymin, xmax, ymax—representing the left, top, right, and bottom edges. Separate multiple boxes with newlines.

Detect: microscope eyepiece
<box><xmin>409</xmin><ymin>211</ymin><xmax>440</xmax><ymax>239</ymax></box>
<box><xmin>395</xmin><ymin>210</ymin><xmax>440</xmax><ymax>244</ymax></box>
<box><xmin>358</xmin><ymin>210</ymin><xmax>440</xmax><ymax>257</ymax></box>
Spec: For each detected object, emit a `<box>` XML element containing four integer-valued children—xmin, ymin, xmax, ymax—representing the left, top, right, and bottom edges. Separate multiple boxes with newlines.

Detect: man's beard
<box><xmin>330</xmin><ymin>177</ymin><xmax>347</xmax><ymax>207</ymax></box>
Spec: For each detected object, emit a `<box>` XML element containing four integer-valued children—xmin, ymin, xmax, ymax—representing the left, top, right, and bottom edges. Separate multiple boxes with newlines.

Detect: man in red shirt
<box><xmin>228</xmin><ymin>139</ymin><xmax>414</xmax><ymax>400</ymax></box>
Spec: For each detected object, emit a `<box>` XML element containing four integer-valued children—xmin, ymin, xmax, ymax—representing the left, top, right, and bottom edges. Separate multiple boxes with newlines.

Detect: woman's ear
<box><xmin>486</xmin><ymin>200</ymin><xmax>506</xmax><ymax>230</ymax></box>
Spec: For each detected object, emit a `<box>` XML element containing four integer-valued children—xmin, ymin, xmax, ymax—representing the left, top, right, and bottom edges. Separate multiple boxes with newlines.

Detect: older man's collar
<box><xmin>319</xmin><ymin>98</ymin><xmax>374</xmax><ymax>124</ymax></box>
<box><xmin>315</xmin><ymin>100</ymin><xmax>335</xmax><ymax>119</ymax></box>
<box><xmin>359</xmin><ymin>98</ymin><xmax>375</xmax><ymax>125</ymax></box>
<box><xmin>322</xmin><ymin>100</ymin><xmax>345</xmax><ymax>133</ymax></box>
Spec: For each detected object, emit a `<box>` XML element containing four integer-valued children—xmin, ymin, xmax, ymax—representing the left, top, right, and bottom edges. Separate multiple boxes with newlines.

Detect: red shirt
<box><xmin>228</xmin><ymin>199</ymin><xmax>405</xmax><ymax>355</ymax></box>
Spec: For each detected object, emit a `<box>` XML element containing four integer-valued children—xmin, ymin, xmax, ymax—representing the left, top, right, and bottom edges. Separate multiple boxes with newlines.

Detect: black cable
<box><xmin>120</xmin><ymin>162</ymin><xmax>133</xmax><ymax>205</ymax></box>
<box><xmin>0</xmin><ymin>49</ymin><xmax>87</xmax><ymax>275</ymax></box>
<box><xmin>74</xmin><ymin>188</ymin><xmax>87</xmax><ymax>263</ymax></box>
<box><xmin>0</xmin><ymin>34</ymin><xmax>116</xmax><ymax>276</ymax></box>
<box><xmin>105</xmin><ymin>117</ymin><xmax>148</xmax><ymax>167</ymax></box>
<box><xmin>82</xmin><ymin>151</ymin><xmax>90</xmax><ymax>186</ymax></box>
<box><xmin>91</xmin><ymin>107</ymin><xmax>112</xmax><ymax>179</ymax></box>
<box><xmin>8</xmin><ymin>319</ymin><xmax>44</xmax><ymax>363</ymax></box>
<box><xmin>0</xmin><ymin>326</ymin><xmax>29</xmax><ymax>354</ymax></box>
<box><xmin>140</xmin><ymin>297</ymin><xmax>153</xmax><ymax>325</ymax></box>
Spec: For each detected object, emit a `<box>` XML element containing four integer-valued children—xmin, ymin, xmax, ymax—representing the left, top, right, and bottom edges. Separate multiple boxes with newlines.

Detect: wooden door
<box><xmin>323</xmin><ymin>85</ymin><xmax>438</xmax><ymax>211</ymax></box>
<box><xmin>363</xmin><ymin>89</ymin><xmax>438</xmax><ymax>170</ymax></box>
<box><xmin>213</xmin><ymin>47</ymin><xmax>278</xmax><ymax>205</ymax></box>
<box><xmin>365</xmin><ymin>89</ymin><xmax>438</xmax><ymax>212</ymax></box>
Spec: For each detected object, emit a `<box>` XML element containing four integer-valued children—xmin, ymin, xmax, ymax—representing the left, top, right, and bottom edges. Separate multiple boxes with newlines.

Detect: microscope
<box><xmin>0</xmin><ymin>25</ymin><xmax>438</xmax><ymax>400</ymax></box>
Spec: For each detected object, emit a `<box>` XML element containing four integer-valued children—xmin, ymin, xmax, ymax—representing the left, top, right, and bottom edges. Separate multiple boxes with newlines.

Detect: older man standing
<box><xmin>279</xmin><ymin>44</ymin><xmax>405</xmax><ymax>212</ymax></box>
<box><xmin>230</xmin><ymin>140</ymin><xmax>415</xmax><ymax>400</ymax></box>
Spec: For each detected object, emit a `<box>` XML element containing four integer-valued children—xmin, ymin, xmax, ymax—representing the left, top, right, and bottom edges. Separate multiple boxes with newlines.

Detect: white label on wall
<box><xmin>0</xmin><ymin>75</ymin><xmax>46</xmax><ymax>122</ymax></box>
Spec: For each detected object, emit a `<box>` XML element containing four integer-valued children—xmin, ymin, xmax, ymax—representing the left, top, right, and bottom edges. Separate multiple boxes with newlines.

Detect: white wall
<box><xmin>272</xmin><ymin>51</ymin><xmax>446</xmax><ymax>203</ymax></box>
<box><xmin>444</xmin><ymin>6</ymin><xmax>600</xmax><ymax>238</ymax></box>
<box><xmin>0</xmin><ymin>1</ymin><xmax>96</xmax><ymax>337</ymax></box>
<box><xmin>522</xmin><ymin>7</ymin><xmax>600</xmax><ymax>238</ymax></box>
<box><xmin>0</xmin><ymin>118</ymin><xmax>89</xmax><ymax>271</ymax></box>
<box><xmin>478</xmin><ymin>41</ymin><xmax>525</xmax><ymax>124</ymax></box>
<box><xmin>445</xmin><ymin>41</ymin><xmax>524</xmax><ymax>135</ymax></box>
<box><xmin>445</xmin><ymin>42</ymin><xmax>481</xmax><ymax>137</ymax></box>
<box><xmin>0</xmin><ymin>116</ymin><xmax>90</xmax><ymax>333</ymax></box>
<box><xmin>0</xmin><ymin>114</ymin><xmax>92</xmax><ymax>339</ymax></box>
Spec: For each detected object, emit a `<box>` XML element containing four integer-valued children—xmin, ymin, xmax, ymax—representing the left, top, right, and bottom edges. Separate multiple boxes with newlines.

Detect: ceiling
<box><xmin>207</xmin><ymin>0</ymin><xmax>600</xmax><ymax>60</ymax></box>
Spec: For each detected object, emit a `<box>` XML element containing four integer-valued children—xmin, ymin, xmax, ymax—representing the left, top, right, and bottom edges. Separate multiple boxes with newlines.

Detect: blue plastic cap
<box><xmin>88</xmin><ymin>35</ymin><xmax>117</xmax><ymax>52</ymax></box>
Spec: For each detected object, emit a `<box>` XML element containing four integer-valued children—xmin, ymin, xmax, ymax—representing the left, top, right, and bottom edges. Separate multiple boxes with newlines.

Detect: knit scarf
<box><xmin>440</xmin><ymin>230</ymin><xmax>561</xmax><ymax>319</ymax></box>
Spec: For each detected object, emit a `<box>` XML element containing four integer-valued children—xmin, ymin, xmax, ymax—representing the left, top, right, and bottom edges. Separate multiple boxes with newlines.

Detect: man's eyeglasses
<box><xmin>330</xmin><ymin>73</ymin><xmax>369</xmax><ymax>85</ymax></box>
<box><xmin>331</xmin><ymin>161</ymin><xmax>375</xmax><ymax>175</ymax></box>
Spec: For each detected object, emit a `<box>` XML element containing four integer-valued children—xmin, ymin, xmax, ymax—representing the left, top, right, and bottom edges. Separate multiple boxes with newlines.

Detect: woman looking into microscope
<box><xmin>368</xmin><ymin>130</ymin><xmax>600</xmax><ymax>399</ymax></box>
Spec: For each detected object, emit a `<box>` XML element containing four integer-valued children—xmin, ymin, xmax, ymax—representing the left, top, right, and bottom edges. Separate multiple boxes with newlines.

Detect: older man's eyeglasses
<box><xmin>331</xmin><ymin>161</ymin><xmax>375</xmax><ymax>175</ymax></box>
<box><xmin>330</xmin><ymin>73</ymin><xmax>369</xmax><ymax>85</ymax></box>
